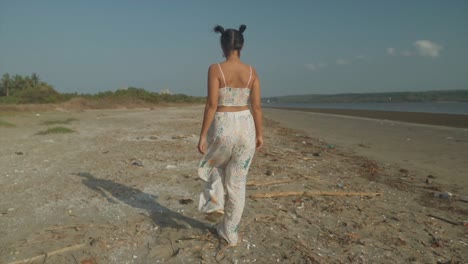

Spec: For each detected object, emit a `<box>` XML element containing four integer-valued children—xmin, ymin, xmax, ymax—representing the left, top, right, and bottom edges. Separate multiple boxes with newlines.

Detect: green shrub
<box><xmin>0</xmin><ymin>119</ymin><xmax>15</xmax><ymax>127</ymax></box>
<box><xmin>36</xmin><ymin>126</ymin><xmax>74</xmax><ymax>135</ymax></box>
<box><xmin>41</xmin><ymin>118</ymin><xmax>77</xmax><ymax>125</ymax></box>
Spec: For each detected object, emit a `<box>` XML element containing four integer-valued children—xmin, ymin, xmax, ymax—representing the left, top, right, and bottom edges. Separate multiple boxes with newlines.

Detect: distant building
<box><xmin>160</xmin><ymin>89</ymin><xmax>171</xmax><ymax>95</ymax></box>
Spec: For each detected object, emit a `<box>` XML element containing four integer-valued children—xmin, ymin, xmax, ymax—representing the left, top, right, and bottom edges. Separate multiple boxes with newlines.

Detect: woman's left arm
<box><xmin>198</xmin><ymin>64</ymin><xmax>219</xmax><ymax>154</ymax></box>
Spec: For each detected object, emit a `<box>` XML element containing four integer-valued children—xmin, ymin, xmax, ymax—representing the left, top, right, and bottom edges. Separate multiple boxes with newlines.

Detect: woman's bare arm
<box><xmin>250</xmin><ymin>68</ymin><xmax>263</xmax><ymax>149</ymax></box>
<box><xmin>198</xmin><ymin>64</ymin><xmax>219</xmax><ymax>154</ymax></box>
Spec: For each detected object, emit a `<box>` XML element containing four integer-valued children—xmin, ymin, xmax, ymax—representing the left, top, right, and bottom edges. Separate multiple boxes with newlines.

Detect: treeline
<box><xmin>0</xmin><ymin>73</ymin><xmax>62</xmax><ymax>104</ymax></box>
<box><xmin>265</xmin><ymin>90</ymin><xmax>468</xmax><ymax>104</ymax></box>
<box><xmin>0</xmin><ymin>73</ymin><xmax>204</xmax><ymax>104</ymax></box>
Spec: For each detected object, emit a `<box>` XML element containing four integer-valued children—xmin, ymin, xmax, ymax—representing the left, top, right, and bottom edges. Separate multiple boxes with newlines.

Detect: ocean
<box><xmin>263</xmin><ymin>102</ymin><xmax>468</xmax><ymax>115</ymax></box>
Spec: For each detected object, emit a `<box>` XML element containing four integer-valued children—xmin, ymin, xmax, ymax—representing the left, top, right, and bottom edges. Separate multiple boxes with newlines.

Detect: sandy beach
<box><xmin>1</xmin><ymin>105</ymin><xmax>467</xmax><ymax>263</ymax></box>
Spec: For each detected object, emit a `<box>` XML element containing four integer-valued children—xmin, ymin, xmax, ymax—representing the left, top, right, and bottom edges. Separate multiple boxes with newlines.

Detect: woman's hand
<box><xmin>256</xmin><ymin>136</ymin><xmax>263</xmax><ymax>150</ymax></box>
<box><xmin>198</xmin><ymin>136</ymin><xmax>207</xmax><ymax>154</ymax></box>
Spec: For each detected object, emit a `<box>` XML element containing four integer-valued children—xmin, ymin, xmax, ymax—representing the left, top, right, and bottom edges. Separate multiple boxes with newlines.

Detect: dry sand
<box><xmin>0</xmin><ymin>105</ymin><xmax>467</xmax><ymax>263</ymax></box>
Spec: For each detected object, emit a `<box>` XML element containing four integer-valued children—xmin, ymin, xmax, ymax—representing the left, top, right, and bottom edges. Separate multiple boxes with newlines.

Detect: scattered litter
<box><xmin>265</xmin><ymin>169</ymin><xmax>274</xmax><ymax>176</ymax></box>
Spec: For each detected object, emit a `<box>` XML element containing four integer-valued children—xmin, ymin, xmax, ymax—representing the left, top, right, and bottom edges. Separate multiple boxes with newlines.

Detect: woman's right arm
<box><xmin>250</xmin><ymin>68</ymin><xmax>263</xmax><ymax>150</ymax></box>
<box><xmin>198</xmin><ymin>64</ymin><xmax>219</xmax><ymax>154</ymax></box>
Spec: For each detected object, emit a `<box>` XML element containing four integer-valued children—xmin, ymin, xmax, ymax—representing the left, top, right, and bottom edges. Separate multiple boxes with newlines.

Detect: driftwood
<box><xmin>8</xmin><ymin>242</ymin><xmax>87</xmax><ymax>264</ymax></box>
<box><xmin>250</xmin><ymin>191</ymin><xmax>383</xmax><ymax>199</ymax></box>
<box><xmin>427</xmin><ymin>214</ymin><xmax>462</xmax><ymax>226</ymax></box>
<box><xmin>246</xmin><ymin>179</ymin><xmax>293</xmax><ymax>187</ymax></box>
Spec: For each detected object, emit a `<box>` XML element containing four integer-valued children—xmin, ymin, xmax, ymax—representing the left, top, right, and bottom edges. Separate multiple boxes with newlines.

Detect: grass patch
<box><xmin>36</xmin><ymin>126</ymin><xmax>75</xmax><ymax>135</ymax></box>
<box><xmin>0</xmin><ymin>119</ymin><xmax>15</xmax><ymax>127</ymax></box>
<box><xmin>41</xmin><ymin>118</ymin><xmax>78</xmax><ymax>125</ymax></box>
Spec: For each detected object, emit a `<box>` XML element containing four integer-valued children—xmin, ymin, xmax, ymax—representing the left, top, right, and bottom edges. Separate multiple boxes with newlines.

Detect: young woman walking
<box><xmin>197</xmin><ymin>24</ymin><xmax>263</xmax><ymax>247</ymax></box>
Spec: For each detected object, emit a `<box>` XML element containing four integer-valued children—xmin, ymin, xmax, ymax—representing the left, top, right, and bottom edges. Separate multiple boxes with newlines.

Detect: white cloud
<box><xmin>336</xmin><ymin>59</ymin><xmax>351</xmax><ymax>65</ymax></box>
<box><xmin>413</xmin><ymin>40</ymin><xmax>443</xmax><ymax>57</ymax></box>
<box><xmin>305</xmin><ymin>63</ymin><xmax>318</xmax><ymax>71</ymax></box>
<box><xmin>400</xmin><ymin>50</ymin><xmax>413</xmax><ymax>56</ymax></box>
<box><xmin>305</xmin><ymin>63</ymin><xmax>327</xmax><ymax>71</ymax></box>
<box><xmin>387</xmin><ymin>47</ymin><xmax>396</xmax><ymax>55</ymax></box>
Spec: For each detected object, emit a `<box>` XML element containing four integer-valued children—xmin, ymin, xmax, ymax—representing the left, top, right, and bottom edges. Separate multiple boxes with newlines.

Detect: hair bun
<box><xmin>213</xmin><ymin>25</ymin><xmax>225</xmax><ymax>34</ymax></box>
<box><xmin>238</xmin><ymin>24</ymin><xmax>246</xmax><ymax>33</ymax></box>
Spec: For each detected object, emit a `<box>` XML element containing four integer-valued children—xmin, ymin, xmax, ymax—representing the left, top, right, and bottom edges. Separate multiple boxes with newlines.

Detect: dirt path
<box><xmin>0</xmin><ymin>106</ymin><xmax>466</xmax><ymax>263</ymax></box>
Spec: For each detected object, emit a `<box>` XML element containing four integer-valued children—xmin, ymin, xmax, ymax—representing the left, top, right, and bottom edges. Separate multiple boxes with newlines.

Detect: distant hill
<box><xmin>264</xmin><ymin>90</ymin><xmax>468</xmax><ymax>103</ymax></box>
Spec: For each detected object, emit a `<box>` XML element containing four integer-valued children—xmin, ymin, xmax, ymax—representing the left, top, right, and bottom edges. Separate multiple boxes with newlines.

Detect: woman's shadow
<box><xmin>75</xmin><ymin>172</ymin><xmax>208</xmax><ymax>231</ymax></box>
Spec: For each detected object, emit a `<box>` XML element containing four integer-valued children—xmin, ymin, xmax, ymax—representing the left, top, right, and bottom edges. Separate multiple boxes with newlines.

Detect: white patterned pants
<box><xmin>198</xmin><ymin>110</ymin><xmax>256</xmax><ymax>245</ymax></box>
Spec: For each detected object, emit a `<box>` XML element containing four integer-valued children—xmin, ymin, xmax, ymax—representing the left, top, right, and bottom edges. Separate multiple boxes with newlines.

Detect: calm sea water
<box><xmin>264</xmin><ymin>102</ymin><xmax>468</xmax><ymax>115</ymax></box>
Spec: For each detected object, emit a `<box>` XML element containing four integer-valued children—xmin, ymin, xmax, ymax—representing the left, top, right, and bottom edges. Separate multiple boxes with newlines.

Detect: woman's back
<box><xmin>217</xmin><ymin>61</ymin><xmax>252</xmax><ymax>88</ymax></box>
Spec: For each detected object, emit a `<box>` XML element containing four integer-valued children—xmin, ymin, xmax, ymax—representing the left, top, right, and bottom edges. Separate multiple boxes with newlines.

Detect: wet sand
<box><xmin>264</xmin><ymin>108</ymin><xmax>468</xmax><ymax>192</ymax></box>
<box><xmin>269</xmin><ymin>107</ymin><xmax>468</xmax><ymax>128</ymax></box>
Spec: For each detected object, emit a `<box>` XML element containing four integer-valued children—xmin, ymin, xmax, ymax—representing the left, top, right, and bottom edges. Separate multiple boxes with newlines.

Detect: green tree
<box><xmin>1</xmin><ymin>73</ymin><xmax>11</xmax><ymax>96</ymax></box>
<box><xmin>31</xmin><ymin>73</ymin><xmax>40</xmax><ymax>88</ymax></box>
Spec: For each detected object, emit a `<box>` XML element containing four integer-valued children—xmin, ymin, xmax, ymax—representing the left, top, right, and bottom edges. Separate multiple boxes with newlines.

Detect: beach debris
<box><xmin>458</xmin><ymin>196</ymin><xmax>468</xmax><ymax>203</ymax></box>
<box><xmin>165</xmin><ymin>165</ymin><xmax>177</xmax><ymax>169</ymax></box>
<box><xmin>399</xmin><ymin>169</ymin><xmax>409</xmax><ymax>176</ymax></box>
<box><xmin>130</xmin><ymin>159</ymin><xmax>143</xmax><ymax>167</ymax></box>
<box><xmin>425</xmin><ymin>178</ymin><xmax>433</xmax><ymax>184</ymax></box>
<box><xmin>337</xmin><ymin>182</ymin><xmax>345</xmax><ymax>189</ymax></box>
<box><xmin>179</xmin><ymin>198</ymin><xmax>194</xmax><ymax>205</ymax></box>
<box><xmin>427</xmin><ymin>174</ymin><xmax>435</xmax><ymax>179</ymax></box>
<box><xmin>247</xmin><ymin>179</ymin><xmax>293</xmax><ymax>187</ymax></box>
<box><xmin>265</xmin><ymin>169</ymin><xmax>274</xmax><ymax>176</ymax></box>
<box><xmin>8</xmin><ymin>242</ymin><xmax>88</xmax><ymax>264</ymax></box>
<box><xmin>172</xmin><ymin>135</ymin><xmax>186</xmax><ymax>139</ymax></box>
<box><xmin>81</xmin><ymin>259</ymin><xmax>96</xmax><ymax>264</ymax></box>
<box><xmin>434</xmin><ymin>191</ymin><xmax>453</xmax><ymax>200</ymax></box>
<box><xmin>250</xmin><ymin>191</ymin><xmax>383</xmax><ymax>199</ymax></box>
<box><xmin>312</xmin><ymin>152</ymin><xmax>321</xmax><ymax>157</ymax></box>
<box><xmin>326</xmin><ymin>144</ymin><xmax>335</xmax><ymax>149</ymax></box>
<box><xmin>14</xmin><ymin>152</ymin><xmax>23</xmax><ymax>155</ymax></box>
<box><xmin>427</xmin><ymin>214</ymin><xmax>462</xmax><ymax>226</ymax></box>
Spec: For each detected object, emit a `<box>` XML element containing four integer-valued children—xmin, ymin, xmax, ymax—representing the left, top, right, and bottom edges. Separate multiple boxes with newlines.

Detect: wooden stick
<box><xmin>427</xmin><ymin>214</ymin><xmax>461</xmax><ymax>226</ymax></box>
<box><xmin>246</xmin><ymin>179</ymin><xmax>293</xmax><ymax>187</ymax></box>
<box><xmin>8</xmin><ymin>243</ymin><xmax>87</xmax><ymax>264</ymax></box>
<box><xmin>250</xmin><ymin>191</ymin><xmax>383</xmax><ymax>199</ymax></box>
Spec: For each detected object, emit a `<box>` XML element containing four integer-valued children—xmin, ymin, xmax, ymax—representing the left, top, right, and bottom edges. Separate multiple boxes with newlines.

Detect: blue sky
<box><xmin>1</xmin><ymin>0</ymin><xmax>467</xmax><ymax>96</ymax></box>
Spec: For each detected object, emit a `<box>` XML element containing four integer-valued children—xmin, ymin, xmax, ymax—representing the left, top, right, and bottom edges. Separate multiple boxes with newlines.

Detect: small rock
<box><xmin>131</xmin><ymin>160</ymin><xmax>143</xmax><ymax>167</ymax></box>
<box><xmin>14</xmin><ymin>152</ymin><xmax>23</xmax><ymax>155</ymax></box>
<box><xmin>427</xmin><ymin>175</ymin><xmax>435</xmax><ymax>179</ymax></box>
<box><xmin>265</xmin><ymin>169</ymin><xmax>274</xmax><ymax>176</ymax></box>
<box><xmin>337</xmin><ymin>182</ymin><xmax>344</xmax><ymax>189</ymax></box>
<box><xmin>434</xmin><ymin>191</ymin><xmax>453</xmax><ymax>199</ymax></box>
<box><xmin>425</xmin><ymin>178</ymin><xmax>433</xmax><ymax>184</ymax></box>
<box><xmin>312</xmin><ymin>152</ymin><xmax>321</xmax><ymax>157</ymax></box>
<box><xmin>459</xmin><ymin>196</ymin><xmax>468</xmax><ymax>203</ymax></box>
<box><xmin>165</xmin><ymin>165</ymin><xmax>177</xmax><ymax>169</ymax></box>
<box><xmin>179</xmin><ymin>198</ymin><xmax>194</xmax><ymax>205</ymax></box>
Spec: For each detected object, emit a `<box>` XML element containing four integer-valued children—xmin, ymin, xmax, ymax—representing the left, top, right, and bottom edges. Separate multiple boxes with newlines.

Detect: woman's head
<box><xmin>214</xmin><ymin>24</ymin><xmax>246</xmax><ymax>57</ymax></box>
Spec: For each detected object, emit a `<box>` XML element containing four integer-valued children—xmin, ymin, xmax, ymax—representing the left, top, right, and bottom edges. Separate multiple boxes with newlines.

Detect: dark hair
<box><xmin>214</xmin><ymin>24</ymin><xmax>247</xmax><ymax>56</ymax></box>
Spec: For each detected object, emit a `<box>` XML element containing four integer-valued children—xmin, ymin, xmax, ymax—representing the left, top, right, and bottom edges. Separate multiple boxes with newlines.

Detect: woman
<box><xmin>197</xmin><ymin>24</ymin><xmax>263</xmax><ymax>247</ymax></box>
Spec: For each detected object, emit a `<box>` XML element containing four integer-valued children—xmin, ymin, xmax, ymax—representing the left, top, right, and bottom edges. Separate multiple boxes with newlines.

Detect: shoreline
<box><xmin>267</xmin><ymin>107</ymin><xmax>468</xmax><ymax>128</ymax></box>
<box><xmin>263</xmin><ymin>108</ymin><xmax>468</xmax><ymax>191</ymax></box>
